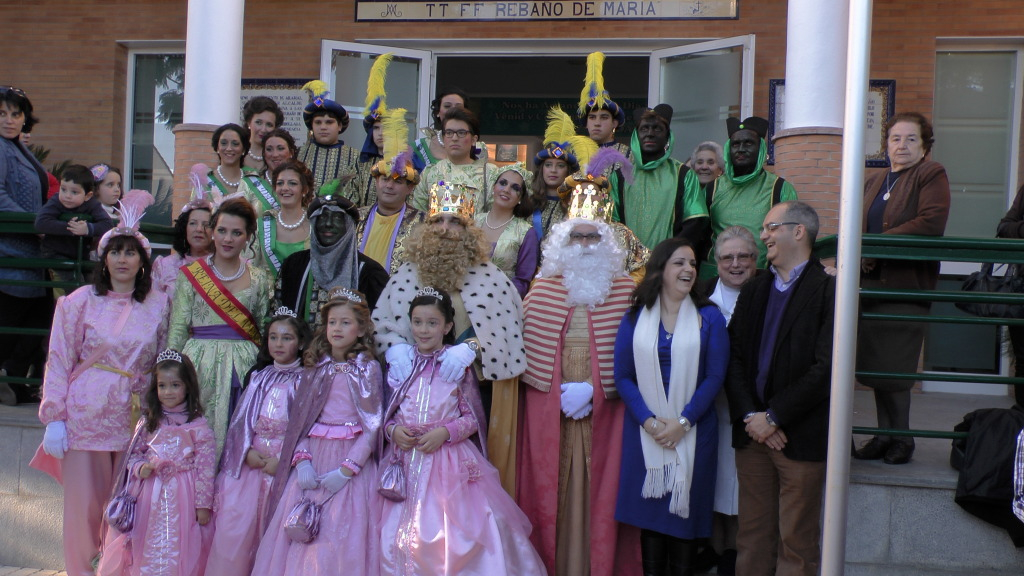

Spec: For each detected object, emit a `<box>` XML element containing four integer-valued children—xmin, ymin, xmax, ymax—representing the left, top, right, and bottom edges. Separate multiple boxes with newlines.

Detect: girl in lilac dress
<box><xmin>379</xmin><ymin>287</ymin><xmax>546</xmax><ymax>575</ymax></box>
<box><xmin>253</xmin><ymin>288</ymin><xmax>383</xmax><ymax>576</ymax></box>
<box><xmin>98</xmin><ymin>350</ymin><xmax>216</xmax><ymax>576</ymax></box>
<box><xmin>205</xmin><ymin>308</ymin><xmax>311</xmax><ymax>576</ymax></box>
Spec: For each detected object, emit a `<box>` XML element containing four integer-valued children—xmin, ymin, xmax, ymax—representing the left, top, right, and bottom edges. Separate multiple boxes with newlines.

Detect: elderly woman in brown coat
<box><xmin>853</xmin><ymin>112</ymin><xmax>950</xmax><ymax>465</ymax></box>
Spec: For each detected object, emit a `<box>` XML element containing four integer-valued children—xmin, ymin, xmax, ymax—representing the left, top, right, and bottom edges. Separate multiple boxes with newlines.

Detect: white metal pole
<box><xmin>182</xmin><ymin>0</ymin><xmax>245</xmax><ymax>125</ymax></box>
<box><xmin>820</xmin><ymin>0</ymin><xmax>873</xmax><ymax>573</ymax></box>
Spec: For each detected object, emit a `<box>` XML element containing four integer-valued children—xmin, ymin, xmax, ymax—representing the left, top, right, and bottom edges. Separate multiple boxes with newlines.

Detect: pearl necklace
<box><xmin>484</xmin><ymin>212</ymin><xmax>515</xmax><ymax>230</ymax></box>
<box><xmin>206</xmin><ymin>255</ymin><xmax>246</xmax><ymax>282</ymax></box>
<box><xmin>217</xmin><ymin>165</ymin><xmax>241</xmax><ymax>188</ymax></box>
<box><xmin>248</xmin><ymin>150</ymin><xmax>263</xmax><ymax>162</ymax></box>
<box><xmin>277</xmin><ymin>210</ymin><xmax>307</xmax><ymax>230</ymax></box>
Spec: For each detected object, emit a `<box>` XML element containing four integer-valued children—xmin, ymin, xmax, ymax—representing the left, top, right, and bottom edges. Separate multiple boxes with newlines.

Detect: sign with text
<box><xmin>356</xmin><ymin>0</ymin><xmax>736</xmax><ymax>21</ymax></box>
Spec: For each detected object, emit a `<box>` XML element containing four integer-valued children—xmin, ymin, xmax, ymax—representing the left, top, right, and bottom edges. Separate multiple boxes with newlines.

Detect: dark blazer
<box><xmin>725</xmin><ymin>258</ymin><xmax>835</xmax><ymax>462</ymax></box>
<box><xmin>276</xmin><ymin>250</ymin><xmax>389</xmax><ymax>314</ymax></box>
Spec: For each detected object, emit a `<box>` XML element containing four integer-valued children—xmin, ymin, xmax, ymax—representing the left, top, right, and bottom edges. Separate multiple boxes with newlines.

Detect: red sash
<box><xmin>182</xmin><ymin>259</ymin><xmax>261</xmax><ymax>345</ymax></box>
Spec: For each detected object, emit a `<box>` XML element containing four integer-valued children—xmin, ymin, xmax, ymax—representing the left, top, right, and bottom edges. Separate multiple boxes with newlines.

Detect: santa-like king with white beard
<box><xmin>517</xmin><ymin>147</ymin><xmax>642</xmax><ymax>576</ymax></box>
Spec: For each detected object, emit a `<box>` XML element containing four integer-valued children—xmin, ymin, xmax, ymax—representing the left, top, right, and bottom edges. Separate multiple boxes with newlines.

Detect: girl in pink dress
<box><xmin>379</xmin><ymin>287</ymin><xmax>546</xmax><ymax>576</ymax></box>
<box><xmin>253</xmin><ymin>288</ymin><xmax>383</xmax><ymax>576</ymax></box>
<box><xmin>98</xmin><ymin>350</ymin><xmax>216</xmax><ymax>576</ymax></box>
<box><xmin>205</xmin><ymin>307</ymin><xmax>312</xmax><ymax>576</ymax></box>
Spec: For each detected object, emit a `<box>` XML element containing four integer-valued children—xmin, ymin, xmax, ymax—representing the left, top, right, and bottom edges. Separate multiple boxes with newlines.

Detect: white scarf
<box><xmin>633</xmin><ymin>295</ymin><xmax>701</xmax><ymax>518</ymax></box>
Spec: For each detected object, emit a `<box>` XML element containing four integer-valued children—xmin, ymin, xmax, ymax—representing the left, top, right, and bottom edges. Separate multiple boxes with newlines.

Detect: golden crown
<box><xmin>565</xmin><ymin>178</ymin><xmax>613</xmax><ymax>224</ymax></box>
<box><xmin>428</xmin><ymin>180</ymin><xmax>477</xmax><ymax>220</ymax></box>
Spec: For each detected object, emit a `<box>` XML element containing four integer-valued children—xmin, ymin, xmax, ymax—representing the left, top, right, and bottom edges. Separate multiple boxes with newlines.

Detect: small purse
<box><xmin>284</xmin><ymin>492</ymin><xmax>333</xmax><ymax>544</ymax></box>
<box><xmin>956</xmin><ymin>262</ymin><xmax>1024</xmax><ymax>319</ymax></box>
<box><xmin>377</xmin><ymin>450</ymin><xmax>407</xmax><ymax>502</ymax></box>
<box><xmin>104</xmin><ymin>482</ymin><xmax>138</xmax><ymax>533</ymax></box>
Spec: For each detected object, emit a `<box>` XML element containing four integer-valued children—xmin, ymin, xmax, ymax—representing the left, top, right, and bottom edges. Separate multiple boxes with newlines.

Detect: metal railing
<box><xmin>816</xmin><ymin>233</ymin><xmax>1024</xmax><ymax>441</ymax></box>
<box><xmin>0</xmin><ymin>211</ymin><xmax>174</xmax><ymax>388</ymax></box>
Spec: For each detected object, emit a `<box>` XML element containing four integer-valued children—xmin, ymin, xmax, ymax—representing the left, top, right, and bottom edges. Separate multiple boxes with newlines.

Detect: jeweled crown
<box><xmin>565</xmin><ymin>178</ymin><xmax>614</xmax><ymax>224</ymax></box>
<box><xmin>428</xmin><ymin>180</ymin><xmax>476</xmax><ymax>220</ymax></box>
<box><xmin>416</xmin><ymin>286</ymin><xmax>443</xmax><ymax>300</ymax></box>
<box><xmin>274</xmin><ymin>306</ymin><xmax>297</xmax><ymax>318</ymax></box>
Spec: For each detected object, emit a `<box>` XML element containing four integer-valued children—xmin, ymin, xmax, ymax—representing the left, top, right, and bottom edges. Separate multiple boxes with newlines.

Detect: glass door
<box><xmin>649</xmin><ymin>35</ymin><xmax>755</xmax><ymax>163</ymax></box>
<box><xmin>320</xmin><ymin>41</ymin><xmax>432</xmax><ymax>147</ymax></box>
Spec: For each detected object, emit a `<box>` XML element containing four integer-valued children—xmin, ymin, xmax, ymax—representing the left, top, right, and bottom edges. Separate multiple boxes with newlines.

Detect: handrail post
<box><xmin>821</xmin><ymin>0</ymin><xmax>873</xmax><ymax>573</ymax></box>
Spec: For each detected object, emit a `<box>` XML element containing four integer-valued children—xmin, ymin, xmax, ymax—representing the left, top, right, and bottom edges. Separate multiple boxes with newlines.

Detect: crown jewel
<box><xmin>328</xmin><ymin>286</ymin><xmax>363</xmax><ymax>303</ymax></box>
<box><xmin>416</xmin><ymin>286</ymin><xmax>443</xmax><ymax>300</ymax></box>
<box><xmin>156</xmin><ymin>349</ymin><xmax>183</xmax><ymax>364</ymax></box>
<box><xmin>428</xmin><ymin>180</ymin><xmax>476</xmax><ymax>220</ymax></box>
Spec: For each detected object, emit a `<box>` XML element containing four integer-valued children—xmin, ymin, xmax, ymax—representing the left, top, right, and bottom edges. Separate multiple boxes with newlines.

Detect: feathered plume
<box><xmin>117</xmin><ymin>189</ymin><xmax>154</xmax><ymax>232</ymax></box>
<box><xmin>578</xmin><ymin>52</ymin><xmax>608</xmax><ymax>115</ymax></box>
<box><xmin>302</xmin><ymin>80</ymin><xmax>330</xmax><ymax>102</ymax></box>
<box><xmin>586</xmin><ymin>147</ymin><xmax>633</xmax><ymax>184</ymax></box>
<box><xmin>189</xmin><ymin>163</ymin><xmax>209</xmax><ymax>197</ymax></box>
<box><xmin>545</xmin><ymin>106</ymin><xmax>598</xmax><ymax>167</ymax></box>
<box><xmin>382</xmin><ymin>108</ymin><xmax>412</xmax><ymax>178</ymax></box>
<box><xmin>364</xmin><ymin>53</ymin><xmax>393</xmax><ymax>119</ymax></box>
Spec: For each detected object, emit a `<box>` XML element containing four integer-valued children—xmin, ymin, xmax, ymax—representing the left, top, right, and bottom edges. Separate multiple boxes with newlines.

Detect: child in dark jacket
<box><xmin>35</xmin><ymin>164</ymin><xmax>114</xmax><ymax>260</ymax></box>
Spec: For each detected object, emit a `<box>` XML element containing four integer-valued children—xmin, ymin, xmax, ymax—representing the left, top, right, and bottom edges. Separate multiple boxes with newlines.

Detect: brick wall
<box><xmin>5</xmin><ymin>0</ymin><xmax>1024</xmax><ymax>224</ymax></box>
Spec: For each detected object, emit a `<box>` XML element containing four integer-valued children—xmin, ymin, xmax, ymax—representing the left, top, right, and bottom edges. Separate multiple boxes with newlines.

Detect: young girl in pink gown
<box><xmin>253</xmin><ymin>288</ymin><xmax>384</xmax><ymax>576</ymax></box>
<box><xmin>205</xmin><ymin>308</ymin><xmax>312</xmax><ymax>576</ymax></box>
<box><xmin>379</xmin><ymin>287</ymin><xmax>547</xmax><ymax>576</ymax></box>
<box><xmin>98</xmin><ymin>350</ymin><xmax>216</xmax><ymax>576</ymax></box>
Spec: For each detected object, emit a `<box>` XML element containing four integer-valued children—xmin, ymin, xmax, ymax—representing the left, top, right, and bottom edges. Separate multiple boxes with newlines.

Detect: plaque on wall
<box><xmin>767</xmin><ymin>79</ymin><xmax>896</xmax><ymax>167</ymax></box>
<box><xmin>356</xmin><ymin>0</ymin><xmax>737</xmax><ymax>22</ymax></box>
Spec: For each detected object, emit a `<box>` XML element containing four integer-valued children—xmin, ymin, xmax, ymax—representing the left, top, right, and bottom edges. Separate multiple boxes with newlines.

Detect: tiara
<box><xmin>416</xmin><ymin>286</ymin><xmax>443</xmax><ymax>300</ymax></box>
<box><xmin>156</xmin><ymin>349</ymin><xmax>183</xmax><ymax>364</ymax></box>
<box><xmin>274</xmin><ymin>306</ymin><xmax>297</xmax><ymax>318</ymax></box>
<box><xmin>328</xmin><ymin>286</ymin><xmax>363</xmax><ymax>303</ymax></box>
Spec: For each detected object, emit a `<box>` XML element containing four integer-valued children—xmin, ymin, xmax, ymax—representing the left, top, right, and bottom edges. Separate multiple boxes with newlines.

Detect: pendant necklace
<box><xmin>883</xmin><ymin>171</ymin><xmax>900</xmax><ymax>201</ymax></box>
<box><xmin>207</xmin><ymin>255</ymin><xmax>246</xmax><ymax>282</ymax></box>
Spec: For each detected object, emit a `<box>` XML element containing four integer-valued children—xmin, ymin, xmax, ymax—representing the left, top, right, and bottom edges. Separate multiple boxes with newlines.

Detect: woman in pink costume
<box><xmin>253</xmin><ymin>288</ymin><xmax>383</xmax><ymax>576</ymax></box>
<box><xmin>205</xmin><ymin>308</ymin><xmax>311</xmax><ymax>576</ymax></box>
<box><xmin>379</xmin><ymin>287</ymin><xmax>546</xmax><ymax>576</ymax></box>
<box><xmin>152</xmin><ymin>164</ymin><xmax>213</xmax><ymax>298</ymax></box>
<box><xmin>34</xmin><ymin>191</ymin><xmax>169</xmax><ymax>576</ymax></box>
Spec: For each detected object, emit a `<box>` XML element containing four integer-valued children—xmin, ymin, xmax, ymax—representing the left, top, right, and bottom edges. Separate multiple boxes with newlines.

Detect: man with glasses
<box><xmin>724</xmin><ymin>201</ymin><xmax>835</xmax><ymax>576</ymax></box>
<box><xmin>703</xmin><ymin>116</ymin><xmax>798</xmax><ymax>278</ymax></box>
<box><xmin>519</xmin><ymin>177</ymin><xmax>641</xmax><ymax>576</ymax></box>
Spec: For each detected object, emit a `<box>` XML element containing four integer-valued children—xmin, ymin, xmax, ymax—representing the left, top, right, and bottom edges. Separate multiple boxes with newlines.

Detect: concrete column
<box><xmin>772</xmin><ymin>0</ymin><xmax>849</xmax><ymax>237</ymax></box>
<box><xmin>173</xmin><ymin>0</ymin><xmax>244</xmax><ymax>218</ymax></box>
<box><xmin>182</xmin><ymin>0</ymin><xmax>245</xmax><ymax>125</ymax></box>
<box><xmin>783</xmin><ymin>0</ymin><xmax>848</xmax><ymax>130</ymax></box>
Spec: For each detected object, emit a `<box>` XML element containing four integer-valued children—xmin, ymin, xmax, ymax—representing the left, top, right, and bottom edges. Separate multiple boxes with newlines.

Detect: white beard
<box><xmin>560</xmin><ymin>245</ymin><xmax>620</xmax><ymax>308</ymax></box>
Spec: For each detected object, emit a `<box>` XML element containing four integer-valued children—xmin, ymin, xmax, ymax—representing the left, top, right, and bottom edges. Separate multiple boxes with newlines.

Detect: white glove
<box><xmin>296</xmin><ymin>460</ymin><xmax>319</xmax><ymax>490</ymax></box>
<box><xmin>560</xmin><ymin>381</ymin><xmax>594</xmax><ymax>420</ymax></box>
<box><xmin>43</xmin><ymin>421</ymin><xmax>69</xmax><ymax>459</ymax></box>
<box><xmin>319</xmin><ymin>468</ymin><xmax>351</xmax><ymax>494</ymax></box>
<box><xmin>439</xmin><ymin>343</ymin><xmax>476</xmax><ymax>382</ymax></box>
<box><xmin>385</xmin><ymin>343</ymin><xmax>416</xmax><ymax>382</ymax></box>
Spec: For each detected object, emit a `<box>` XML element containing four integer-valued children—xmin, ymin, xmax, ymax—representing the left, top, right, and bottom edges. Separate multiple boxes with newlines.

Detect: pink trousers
<box><xmin>62</xmin><ymin>450</ymin><xmax>118</xmax><ymax>576</ymax></box>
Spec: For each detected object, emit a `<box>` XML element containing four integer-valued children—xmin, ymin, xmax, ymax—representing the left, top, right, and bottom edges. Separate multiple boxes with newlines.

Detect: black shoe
<box><xmin>692</xmin><ymin>545</ymin><xmax>719</xmax><ymax>573</ymax></box>
<box><xmin>717</xmin><ymin>549</ymin><xmax>737</xmax><ymax>576</ymax></box>
<box><xmin>853</xmin><ymin>437</ymin><xmax>892</xmax><ymax>460</ymax></box>
<box><xmin>883</xmin><ymin>440</ymin><xmax>914</xmax><ymax>465</ymax></box>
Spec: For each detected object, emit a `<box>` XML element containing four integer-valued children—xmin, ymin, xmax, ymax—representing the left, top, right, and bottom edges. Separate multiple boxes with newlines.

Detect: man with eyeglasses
<box><xmin>724</xmin><ymin>201</ymin><xmax>835</xmax><ymax>576</ymax></box>
<box><xmin>703</xmin><ymin>116</ymin><xmax>798</xmax><ymax>278</ymax></box>
<box><xmin>519</xmin><ymin>178</ymin><xmax>642</xmax><ymax>576</ymax></box>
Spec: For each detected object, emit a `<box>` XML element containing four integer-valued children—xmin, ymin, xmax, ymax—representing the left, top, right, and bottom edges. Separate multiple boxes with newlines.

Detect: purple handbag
<box><xmin>377</xmin><ymin>450</ymin><xmax>407</xmax><ymax>502</ymax></box>
<box><xmin>104</xmin><ymin>471</ymin><xmax>138</xmax><ymax>533</ymax></box>
<box><xmin>284</xmin><ymin>492</ymin><xmax>334</xmax><ymax>544</ymax></box>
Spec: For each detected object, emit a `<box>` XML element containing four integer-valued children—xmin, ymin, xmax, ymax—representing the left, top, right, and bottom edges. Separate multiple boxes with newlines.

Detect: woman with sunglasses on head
<box><xmin>0</xmin><ymin>85</ymin><xmax>50</xmax><ymax>405</ymax></box>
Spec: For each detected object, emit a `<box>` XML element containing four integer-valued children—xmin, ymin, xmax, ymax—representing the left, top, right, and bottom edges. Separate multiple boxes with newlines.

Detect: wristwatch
<box><xmin>678</xmin><ymin>416</ymin><xmax>692</xmax><ymax>433</ymax></box>
<box><xmin>764</xmin><ymin>412</ymin><xmax>778</xmax><ymax>427</ymax></box>
<box><xmin>465</xmin><ymin>340</ymin><xmax>480</xmax><ymax>353</ymax></box>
